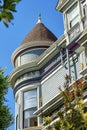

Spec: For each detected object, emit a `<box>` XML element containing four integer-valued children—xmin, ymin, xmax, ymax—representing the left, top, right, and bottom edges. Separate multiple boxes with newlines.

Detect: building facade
<box><xmin>9</xmin><ymin>0</ymin><xmax>87</xmax><ymax>130</ymax></box>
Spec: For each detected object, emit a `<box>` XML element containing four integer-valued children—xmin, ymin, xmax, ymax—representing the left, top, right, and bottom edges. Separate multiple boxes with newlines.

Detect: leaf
<box><xmin>8</xmin><ymin>4</ymin><xmax>16</xmax><ymax>12</ymax></box>
<box><xmin>0</xmin><ymin>10</ymin><xmax>14</xmax><ymax>27</ymax></box>
<box><xmin>0</xmin><ymin>68</ymin><xmax>13</xmax><ymax>129</ymax></box>
<box><xmin>0</xmin><ymin>0</ymin><xmax>21</xmax><ymax>27</ymax></box>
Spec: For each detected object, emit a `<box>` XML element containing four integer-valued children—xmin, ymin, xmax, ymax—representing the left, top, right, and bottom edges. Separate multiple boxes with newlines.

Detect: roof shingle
<box><xmin>22</xmin><ymin>22</ymin><xmax>57</xmax><ymax>45</ymax></box>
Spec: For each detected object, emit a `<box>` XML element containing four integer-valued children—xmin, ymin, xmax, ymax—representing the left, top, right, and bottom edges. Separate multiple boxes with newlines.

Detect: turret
<box><xmin>9</xmin><ymin>17</ymin><xmax>57</xmax><ymax>130</ymax></box>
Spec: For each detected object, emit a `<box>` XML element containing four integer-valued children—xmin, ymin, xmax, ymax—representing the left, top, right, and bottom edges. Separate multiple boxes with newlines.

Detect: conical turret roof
<box><xmin>21</xmin><ymin>20</ymin><xmax>57</xmax><ymax>45</ymax></box>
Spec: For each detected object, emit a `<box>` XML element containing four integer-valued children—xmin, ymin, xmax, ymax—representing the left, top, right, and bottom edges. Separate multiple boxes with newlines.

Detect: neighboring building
<box><xmin>9</xmin><ymin>0</ymin><xmax>87</xmax><ymax>130</ymax></box>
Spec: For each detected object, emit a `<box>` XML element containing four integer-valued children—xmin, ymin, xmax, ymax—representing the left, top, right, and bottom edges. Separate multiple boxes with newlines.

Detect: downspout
<box><xmin>66</xmin><ymin>48</ymin><xmax>71</xmax><ymax>82</ymax></box>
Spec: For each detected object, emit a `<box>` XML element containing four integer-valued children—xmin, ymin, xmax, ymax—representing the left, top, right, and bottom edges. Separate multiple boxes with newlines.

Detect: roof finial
<box><xmin>37</xmin><ymin>13</ymin><xmax>41</xmax><ymax>24</ymax></box>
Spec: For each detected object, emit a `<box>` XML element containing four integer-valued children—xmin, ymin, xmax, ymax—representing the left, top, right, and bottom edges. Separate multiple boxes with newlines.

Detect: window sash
<box><xmin>24</xmin><ymin>89</ymin><xmax>37</xmax><ymax>110</ymax></box>
<box><xmin>23</xmin><ymin>107</ymin><xmax>37</xmax><ymax>128</ymax></box>
<box><xmin>24</xmin><ymin>97</ymin><xmax>37</xmax><ymax>110</ymax></box>
<box><xmin>67</xmin><ymin>4</ymin><xmax>79</xmax><ymax>28</ymax></box>
<box><xmin>68</xmin><ymin>3</ymin><xmax>78</xmax><ymax>16</ymax></box>
<box><xmin>24</xmin><ymin>108</ymin><xmax>37</xmax><ymax>119</ymax></box>
<box><xmin>70</xmin><ymin>15</ymin><xmax>79</xmax><ymax>27</ymax></box>
<box><xmin>24</xmin><ymin>89</ymin><xmax>36</xmax><ymax>99</ymax></box>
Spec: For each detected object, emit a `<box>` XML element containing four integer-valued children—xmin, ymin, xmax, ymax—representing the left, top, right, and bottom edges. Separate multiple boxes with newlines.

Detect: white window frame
<box><xmin>67</xmin><ymin>3</ymin><xmax>80</xmax><ymax>29</ymax></box>
<box><xmin>23</xmin><ymin>89</ymin><xmax>37</xmax><ymax>128</ymax></box>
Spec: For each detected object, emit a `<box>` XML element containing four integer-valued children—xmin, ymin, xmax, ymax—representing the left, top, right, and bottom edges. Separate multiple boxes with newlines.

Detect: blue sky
<box><xmin>0</xmin><ymin>0</ymin><xmax>64</xmax><ymax>129</ymax></box>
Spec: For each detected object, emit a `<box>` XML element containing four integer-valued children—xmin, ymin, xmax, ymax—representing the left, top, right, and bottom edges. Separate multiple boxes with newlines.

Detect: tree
<box><xmin>44</xmin><ymin>75</ymin><xmax>87</xmax><ymax>130</ymax></box>
<box><xmin>0</xmin><ymin>0</ymin><xmax>21</xmax><ymax>27</ymax></box>
<box><xmin>0</xmin><ymin>68</ymin><xmax>13</xmax><ymax>130</ymax></box>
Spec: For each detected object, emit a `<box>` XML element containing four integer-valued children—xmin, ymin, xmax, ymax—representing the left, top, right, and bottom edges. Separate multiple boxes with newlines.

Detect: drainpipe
<box><xmin>66</xmin><ymin>48</ymin><xmax>71</xmax><ymax>82</ymax></box>
<box><xmin>72</xmin><ymin>53</ymin><xmax>78</xmax><ymax>80</ymax></box>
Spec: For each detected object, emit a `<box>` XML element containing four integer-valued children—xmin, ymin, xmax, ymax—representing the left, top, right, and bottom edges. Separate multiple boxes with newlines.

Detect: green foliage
<box><xmin>0</xmin><ymin>0</ymin><xmax>21</xmax><ymax>27</ymax></box>
<box><xmin>44</xmin><ymin>75</ymin><xmax>87</xmax><ymax>130</ymax></box>
<box><xmin>0</xmin><ymin>68</ymin><xmax>13</xmax><ymax>129</ymax></box>
<box><xmin>43</xmin><ymin>116</ymin><xmax>52</xmax><ymax>125</ymax></box>
<box><xmin>53</xmin><ymin>121</ymin><xmax>60</xmax><ymax>130</ymax></box>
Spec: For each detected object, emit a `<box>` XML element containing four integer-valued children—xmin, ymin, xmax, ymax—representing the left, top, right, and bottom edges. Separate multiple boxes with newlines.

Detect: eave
<box><xmin>56</xmin><ymin>0</ymin><xmax>76</xmax><ymax>12</ymax></box>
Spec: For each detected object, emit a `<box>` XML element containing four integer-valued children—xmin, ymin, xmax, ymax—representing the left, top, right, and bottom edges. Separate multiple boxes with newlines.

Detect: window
<box><xmin>23</xmin><ymin>89</ymin><xmax>37</xmax><ymax>128</ymax></box>
<box><xmin>20</xmin><ymin>49</ymin><xmax>45</xmax><ymax>65</ymax></box>
<box><xmin>24</xmin><ymin>108</ymin><xmax>37</xmax><ymax>128</ymax></box>
<box><xmin>24</xmin><ymin>89</ymin><xmax>37</xmax><ymax>109</ymax></box>
<box><xmin>67</xmin><ymin>4</ymin><xmax>80</xmax><ymax>28</ymax></box>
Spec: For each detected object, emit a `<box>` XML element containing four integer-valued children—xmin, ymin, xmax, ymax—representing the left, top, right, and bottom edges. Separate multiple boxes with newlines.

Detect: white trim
<box><xmin>81</xmin><ymin>39</ymin><xmax>87</xmax><ymax>46</ymax></box>
<box><xmin>84</xmin><ymin>98</ymin><xmax>87</xmax><ymax>103</ymax></box>
<box><xmin>15</xmin><ymin>83</ymin><xmax>40</xmax><ymax>99</ymax></box>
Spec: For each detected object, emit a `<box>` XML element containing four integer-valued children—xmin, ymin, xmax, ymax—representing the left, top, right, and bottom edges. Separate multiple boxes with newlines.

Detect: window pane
<box><xmin>30</xmin><ymin>117</ymin><xmax>37</xmax><ymax>127</ymax></box>
<box><xmin>24</xmin><ymin>89</ymin><xmax>36</xmax><ymax>99</ymax></box>
<box><xmin>69</xmin><ymin>5</ymin><xmax>78</xmax><ymax>21</ymax></box>
<box><xmin>68</xmin><ymin>4</ymin><xmax>79</xmax><ymax>28</ymax></box>
<box><xmin>24</xmin><ymin>89</ymin><xmax>37</xmax><ymax>110</ymax></box>
<box><xmin>70</xmin><ymin>15</ymin><xmax>79</xmax><ymax>27</ymax></box>
<box><xmin>24</xmin><ymin>98</ymin><xmax>37</xmax><ymax>109</ymax></box>
<box><xmin>24</xmin><ymin>108</ymin><xmax>37</xmax><ymax>128</ymax></box>
<box><xmin>24</xmin><ymin>108</ymin><xmax>37</xmax><ymax>119</ymax></box>
<box><xmin>24</xmin><ymin>119</ymin><xmax>28</xmax><ymax>128</ymax></box>
<box><xmin>20</xmin><ymin>49</ymin><xmax>45</xmax><ymax>65</ymax></box>
<box><xmin>24</xmin><ymin>117</ymin><xmax>37</xmax><ymax>128</ymax></box>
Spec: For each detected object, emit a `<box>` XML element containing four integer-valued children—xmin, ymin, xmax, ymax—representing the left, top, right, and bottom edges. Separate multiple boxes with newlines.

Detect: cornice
<box><xmin>56</xmin><ymin>0</ymin><xmax>77</xmax><ymax>12</ymax></box>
